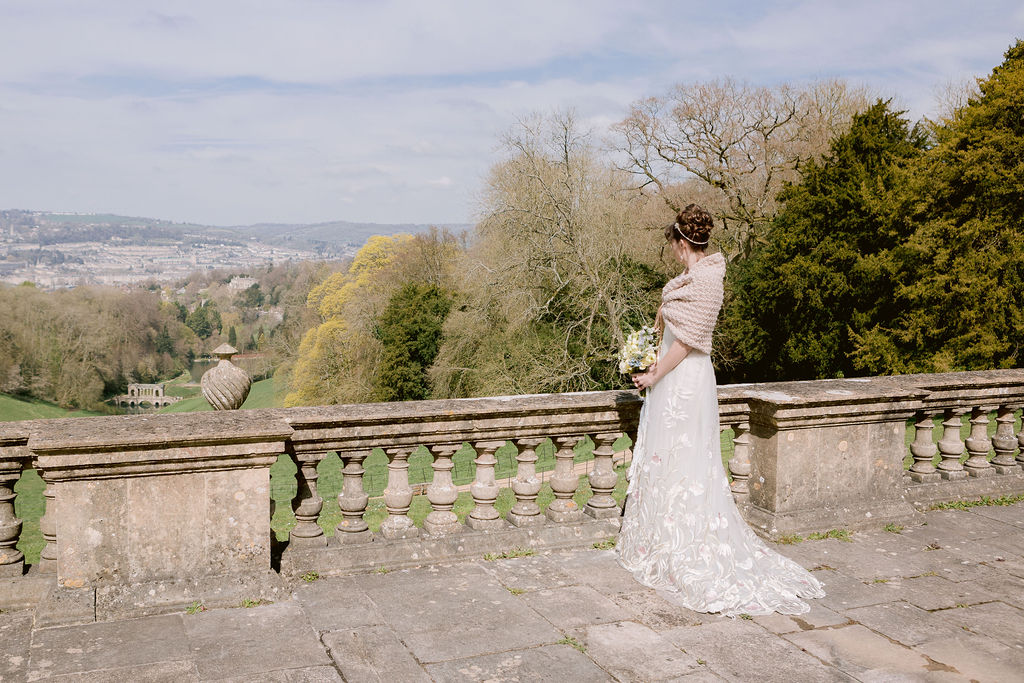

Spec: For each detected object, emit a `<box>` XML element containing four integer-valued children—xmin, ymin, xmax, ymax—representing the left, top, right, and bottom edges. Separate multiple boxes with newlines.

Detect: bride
<box><xmin>616</xmin><ymin>204</ymin><xmax>824</xmax><ymax>616</ymax></box>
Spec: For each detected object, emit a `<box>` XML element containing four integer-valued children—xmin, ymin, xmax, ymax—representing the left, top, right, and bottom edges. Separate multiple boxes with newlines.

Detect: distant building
<box><xmin>0</xmin><ymin>262</ymin><xmax>27</xmax><ymax>274</ymax></box>
<box><xmin>227</xmin><ymin>276</ymin><xmax>258</xmax><ymax>291</ymax></box>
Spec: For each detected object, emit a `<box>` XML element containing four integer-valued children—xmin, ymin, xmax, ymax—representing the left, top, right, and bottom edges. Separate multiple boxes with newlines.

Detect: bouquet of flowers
<box><xmin>617</xmin><ymin>326</ymin><xmax>658</xmax><ymax>375</ymax></box>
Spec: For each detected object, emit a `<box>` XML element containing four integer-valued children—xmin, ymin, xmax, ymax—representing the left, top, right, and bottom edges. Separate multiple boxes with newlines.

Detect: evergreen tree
<box><xmin>719</xmin><ymin>101</ymin><xmax>928</xmax><ymax>381</ymax></box>
<box><xmin>236</xmin><ymin>283</ymin><xmax>265</xmax><ymax>309</ymax></box>
<box><xmin>155</xmin><ymin>325</ymin><xmax>175</xmax><ymax>355</ymax></box>
<box><xmin>185</xmin><ymin>305</ymin><xmax>212</xmax><ymax>338</ymax></box>
<box><xmin>874</xmin><ymin>40</ymin><xmax>1024</xmax><ymax>372</ymax></box>
<box><xmin>374</xmin><ymin>283</ymin><xmax>452</xmax><ymax>401</ymax></box>
<box><xmin>205</xmin><ymin>302</ymin><xmax>222</xmax><ymax>336</ymax></box>
<box><xmin>228</xmin><ymin>326</ymin><xmax>237</xmax><ymax>348</ymax></box>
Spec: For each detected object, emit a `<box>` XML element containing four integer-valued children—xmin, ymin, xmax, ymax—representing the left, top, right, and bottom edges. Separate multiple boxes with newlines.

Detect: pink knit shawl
<box><xmin>659</xmin><ymin>252</ymin><xmax>726</xmax><ymax>354</ymax></box>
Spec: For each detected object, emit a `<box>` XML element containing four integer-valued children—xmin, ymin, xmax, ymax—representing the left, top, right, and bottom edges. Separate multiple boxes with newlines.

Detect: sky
<box><xmin>0</xmin><ymin>1</ymin><xmax>1021</xmax><ymax>227</ymax></box>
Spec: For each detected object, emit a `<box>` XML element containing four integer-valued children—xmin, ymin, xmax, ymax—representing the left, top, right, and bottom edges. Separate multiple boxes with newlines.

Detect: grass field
<box><xmin>0</xmin><ymin>393</ymin><xmax>105</xmax><ymax>422</ymax></box>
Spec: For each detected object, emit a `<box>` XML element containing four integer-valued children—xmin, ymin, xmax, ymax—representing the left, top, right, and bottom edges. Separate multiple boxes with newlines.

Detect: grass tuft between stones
<box><xmin>240</xmin><ymin>598</ymin><xmax>271</xmax><ymax>608</ymax></box>
<box><xmin>483</xmin><ymin>547</ymin><xmax>536</xmax><ymax>561</ymax></box>
<box><xmin>930</xmin><ymin>494</ymin><xmax>1024</xmax><ymax>511</ymax></box>
<box><xmin>806</xmin><ymin>529</ymin><xmax>852</xmax><ymax>542</ymax></box>
<box><xmin>556</xmin><ymin>636</ymin><xmax>585</xmax><ymax>653</ymax></box>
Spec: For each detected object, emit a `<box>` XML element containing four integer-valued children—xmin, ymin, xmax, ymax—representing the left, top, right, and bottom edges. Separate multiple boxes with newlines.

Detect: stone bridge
<box><xmin>0</xmin><ymin>368</ymin><xmax>1022</xmax><ymax>680</ymax></box>
<box><xmin>113</xmin><ymin>382</ymin><xmax>183</xmax><ymax>410</ymax></box>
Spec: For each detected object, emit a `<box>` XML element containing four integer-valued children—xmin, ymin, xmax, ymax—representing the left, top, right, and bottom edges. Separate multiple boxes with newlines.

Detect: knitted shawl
<box><xmin>660</xmin><ymin>252</ymin><xmax>726</xmax><ymax>354</ymax></box>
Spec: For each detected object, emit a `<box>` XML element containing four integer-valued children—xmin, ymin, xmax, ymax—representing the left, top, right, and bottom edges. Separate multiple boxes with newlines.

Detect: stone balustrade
<box><xmin>0</xmin><ymin>369</ymin><xmax>1021</xmax><ymax>624</ymax></box>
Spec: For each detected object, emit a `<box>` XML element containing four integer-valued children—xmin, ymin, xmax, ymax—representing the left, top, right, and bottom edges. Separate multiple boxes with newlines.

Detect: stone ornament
<box><xmin>201</xmin><ymin>344</ymin><xmax>252</xmax><ymax>410</ymax></box>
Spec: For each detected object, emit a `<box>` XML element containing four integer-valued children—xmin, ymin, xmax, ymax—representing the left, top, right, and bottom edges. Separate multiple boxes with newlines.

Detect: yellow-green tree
<box><xmin>285</xmin><ymin>234</ymin><xmax>413</xmax><ymax>406</ymax></box>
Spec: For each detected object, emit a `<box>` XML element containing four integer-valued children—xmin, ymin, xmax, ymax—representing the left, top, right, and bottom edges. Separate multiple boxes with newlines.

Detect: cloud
<box><xmin>0</xmin><ymin>1</ymin><xmax>1020</xmax><ymax>225</ymax></box>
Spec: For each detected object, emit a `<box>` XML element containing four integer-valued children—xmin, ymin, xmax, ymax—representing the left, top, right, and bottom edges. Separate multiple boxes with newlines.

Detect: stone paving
<box><xmin>3</xmin><ymin>502</ymin><xmax>1024</xmax><ymax>682</ymax></box>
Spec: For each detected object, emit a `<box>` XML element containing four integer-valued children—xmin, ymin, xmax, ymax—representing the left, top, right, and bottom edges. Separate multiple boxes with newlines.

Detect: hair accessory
<box><xmin>673</xmin><ymin>222</ymin><xmax>710</xmax><ymax>246</ymax></box>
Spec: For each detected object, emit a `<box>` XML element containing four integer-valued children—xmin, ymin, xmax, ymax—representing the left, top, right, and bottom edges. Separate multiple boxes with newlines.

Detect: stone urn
<box><xmin>201</xmin><ymin>344</ymin><xmax>252</xmax><ymax>410</ymax></box>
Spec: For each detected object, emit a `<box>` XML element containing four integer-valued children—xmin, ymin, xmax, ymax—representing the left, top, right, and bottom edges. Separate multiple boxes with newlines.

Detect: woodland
<box><xmin>0</xmin><ymin>261</ymin><xmax>335</xmax><ymax>410</ymax></box>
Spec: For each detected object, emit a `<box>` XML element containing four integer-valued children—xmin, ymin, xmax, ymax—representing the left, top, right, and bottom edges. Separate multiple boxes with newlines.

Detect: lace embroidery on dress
<box><xmin>616</xmin><ymin>329</ymin><xmax>825</xmax><ymax>617</ymax></box>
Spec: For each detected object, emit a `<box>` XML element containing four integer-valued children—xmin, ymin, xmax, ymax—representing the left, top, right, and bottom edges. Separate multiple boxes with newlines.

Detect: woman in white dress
<box><xmin>616</xmin><ymin>204</ymin><xmax>824</xmax><ymax>616</ymax></box>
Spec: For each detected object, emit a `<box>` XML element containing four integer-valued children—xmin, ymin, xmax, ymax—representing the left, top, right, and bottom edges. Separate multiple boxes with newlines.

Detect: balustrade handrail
<box><xmin>272</xmin><ymin>390</ymin><xmax>642</xmax><ymax>455</ymax></box>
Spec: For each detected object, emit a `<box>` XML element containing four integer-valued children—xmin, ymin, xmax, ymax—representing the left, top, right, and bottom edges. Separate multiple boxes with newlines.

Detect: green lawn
<box><xmin>162</xmin><ymin>371</ymin><xmax>202</xmax><ymax>399</ymax></box>
<box><xmin>0</xmin><ymin>393</ymin><xmax>105</xmax><ymax>422</ymax></box>
<box><xmin>158</xmin><ymin>377</ymin><xmax>280</xmax><ymax>413</ymax></box>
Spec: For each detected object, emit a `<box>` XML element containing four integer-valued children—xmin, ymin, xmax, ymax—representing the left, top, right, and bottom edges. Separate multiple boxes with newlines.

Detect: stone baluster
<box><xmin>423</xmin><ymin>444</ymin><xmax>461</xmax><ymax>535</ymax></box>
<box><xmin>585</xmin><ymin>433</ymin><xmax>620</xmax><ymax>518</ymax></box>
<box><xmin>289</xmin><ymin>451</ymin><xmax>327</xmax><ymax>548</ymax></box>
<box><xmin>991</xmin><ymin>405</ymin><xmax>1020</xmax><ymax>474</ymax></box>
<box><xmin>0</xmin><ymin>456</ymin><xmax>26</xmax><ymax>576</ymax></box>
<box><xmin>508</xmin><ymin>438</ymin><xmax>545</xmax><ymax>527</ymax></box>
<box><xmin>936</xmin><ymin>408</ymin><xmax>968</xmax><ymax>480</ymax></box>
<box><xmin>380</xmin><ymin>446</ymin><xmax>419</xmax><ymax>539</ymax></box>
<box><xmin>728</xmin><ymin>420</ymin><xmax>752</xmax><ymax>496</ymax></box>
<box><xmin>466</xmin><ymin>441</ymin><xmax>507</xmax><ymax>530</ymax></box>
<box><xmin>908</xmin><ymin>411</ymin><xmax>940</xmax><ymax>483</ymax></box>
<box><xmin>335</xmin><ymin>451</ymin><xmax>372</xmax><ymax>543</ymax></box>
<box><xmin>964</xmin><ymin>406</ymin><xmax>995</xmax><ymax>477</ymax></box>
<box><xmin>1018</xmin><ymin>407</ymin><xmax>1024</xmax><ymax>467</ymax></box>
<box><xmin>547</xmin><ymin>436</ymin><xmax>583</xmax><ymax>523</ymax></box>
<box><xmin>38</xmin><ymin>470</ymin><xmax>57</xmax><ymax>573</ymax></box>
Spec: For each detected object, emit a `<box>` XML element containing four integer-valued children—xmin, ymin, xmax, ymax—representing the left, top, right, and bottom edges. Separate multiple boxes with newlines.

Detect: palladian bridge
<box><xmin>113</xmin><ymin>382</ymin><xmax>183</xmax><ymax>410</ymax></box>
<box><xmin>0</xmin><ymin>366</ymin><xmax>1022</xmax><ymax>680</ymax></box>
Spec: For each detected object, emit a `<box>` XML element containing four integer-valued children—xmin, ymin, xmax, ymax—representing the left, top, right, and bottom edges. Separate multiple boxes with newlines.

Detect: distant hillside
<box><xmin>2</xmin><ymin>209</ymin><xmax>470</xmax><ymax>254</ymax></box>
<box><xmin>232</xmin><ymin>220</ymin><xmax>471</xmax><ymax>252</ymax></box>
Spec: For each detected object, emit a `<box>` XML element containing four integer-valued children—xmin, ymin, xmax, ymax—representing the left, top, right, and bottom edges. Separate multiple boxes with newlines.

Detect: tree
<box><xmin>284</xmin><ymin>235</ymin><xmax>413</xmax><ymax>406</ymax></box>
<box><xmin>235</xmin><ymin>283</ymin><xmax>264</xmax><ymax>310</ymax></box>
<box><xmin>718</xmin><ymin>101</ymin><xmax>928</xmax><ymax>381</ymax></box>
<box><xmin>614</xmin><ymin>79</ymin><xmax>869</xmax><ymax>261</ymax></box>
<box><xmin>228</xmin><ymin>326</ymin><xmax>238</xmax><ymax>348</ymax></box>
<box><xmin>374</xmin><ymin>283</ymin><xmax>452</xmax><ymax>401</ymax></box>
<box><xmin>185</xmin><ymin>304</ymin><xmax>212</xmax><ymax>338</ymax></box>
<box><xmin>432</xmin><ymin>111</ymin><xmax>663</xmax><ymax>398</ymax></box>
<box><xmin>871</xmin><ymin>40</ymin><xmax>1024</xmax><ymax>373</ymax></box>
<box><xmin>155</xmin><ymin>325</ymin><xmax>175</xmax><ymax>355</ymax></box>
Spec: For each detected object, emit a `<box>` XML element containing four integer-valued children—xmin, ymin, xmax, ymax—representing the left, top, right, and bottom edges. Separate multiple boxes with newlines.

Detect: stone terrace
<box><xmin>3</xmin><ymin>500</ymin><xmax>1023</xmax><ymax>682</ymax></box>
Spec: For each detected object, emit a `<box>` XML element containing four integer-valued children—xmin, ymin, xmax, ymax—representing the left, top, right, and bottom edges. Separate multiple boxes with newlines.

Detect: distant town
<box><xmin>0</xmin><ymin>209</ymin><xmax>455</xmax><ymax>289</ymax></box>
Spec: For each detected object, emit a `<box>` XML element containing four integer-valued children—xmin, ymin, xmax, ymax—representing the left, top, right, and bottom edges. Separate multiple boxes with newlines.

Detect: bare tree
<box><xmin>432</xmin><ymin>111</ymin><xmax>661</xmax><ymax>397</ymax></box>
<box><xmin>930</xmin><ymin>76</ymin><xmax>982</xmax><ymax>127</ymax></box>
<box><xmin>614</xmin><ymin>78</ymin><xmax>869</xmax><ymax>260</ymax></box>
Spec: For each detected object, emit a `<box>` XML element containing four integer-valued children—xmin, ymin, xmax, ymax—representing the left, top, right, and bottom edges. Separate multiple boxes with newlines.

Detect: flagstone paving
<box><xmin>3</xmin><ymin>502</ymin><xmax>1024</xmax><ymax>681</ymax></box>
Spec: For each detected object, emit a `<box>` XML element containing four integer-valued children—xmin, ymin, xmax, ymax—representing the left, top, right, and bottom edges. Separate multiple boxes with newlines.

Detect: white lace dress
<box><xmin>616</xmin><ymin>328</ymin><xmax>825</xmax><ymax>616</ymax></box>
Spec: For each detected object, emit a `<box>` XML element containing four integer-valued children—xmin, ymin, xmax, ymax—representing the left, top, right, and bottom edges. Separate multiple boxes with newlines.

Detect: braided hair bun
<box><xmin>664</xmin><ymin>204</ymin><xmax>713</xmax><ymax>250</ymax></box>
